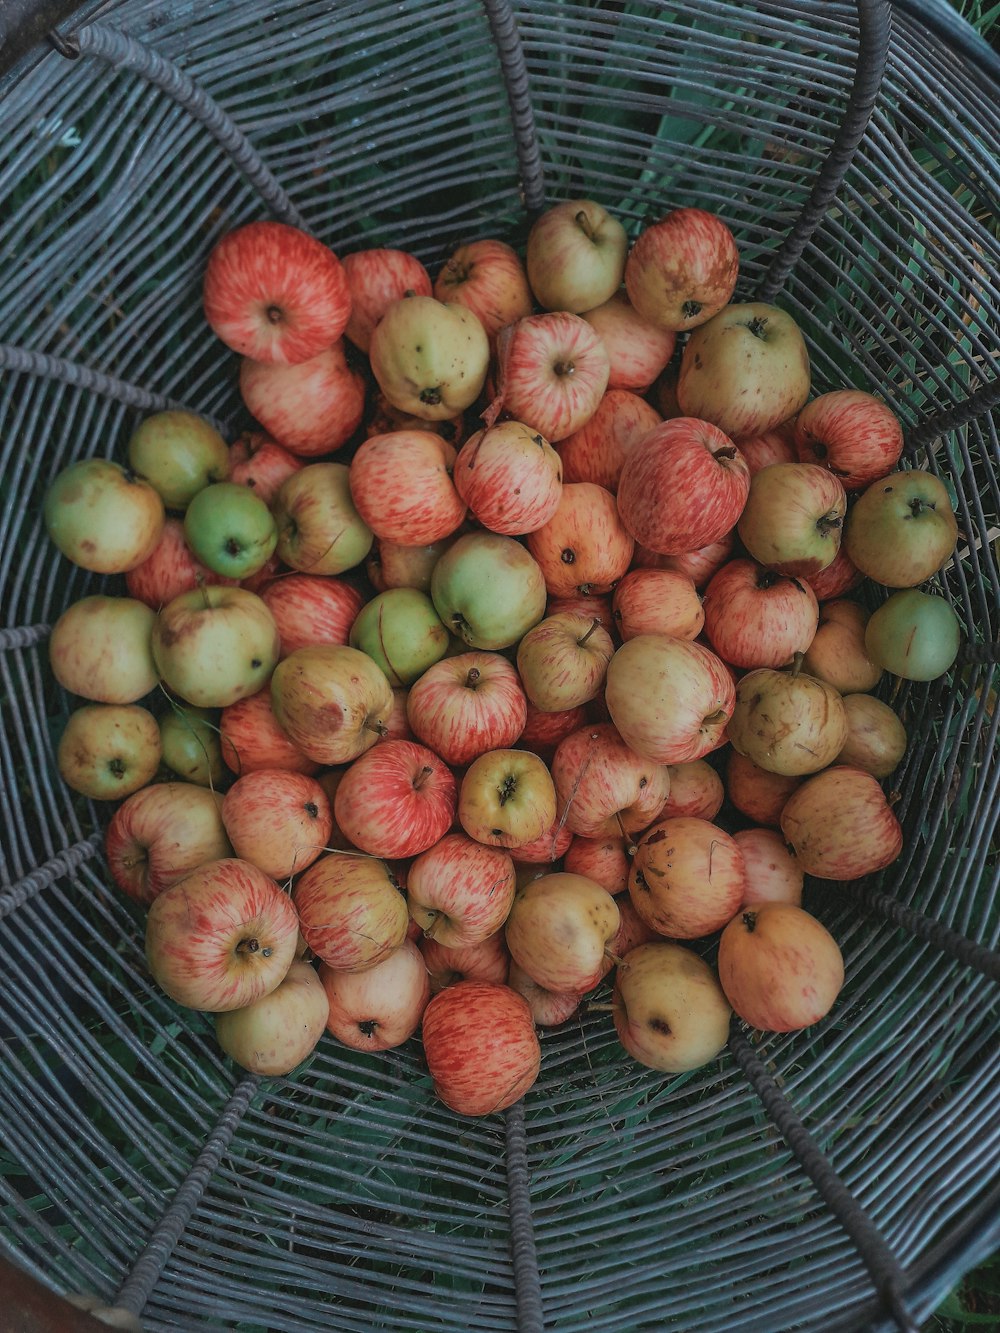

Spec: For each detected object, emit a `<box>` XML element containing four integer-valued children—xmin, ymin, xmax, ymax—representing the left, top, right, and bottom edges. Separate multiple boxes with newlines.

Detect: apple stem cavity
<box><xmin>365</xmin><ymin>717</ymin><xmax>389</xmax><ymax>737</ymax></box>
<box><xmin>817</xmin><ymin>511</ymin><xmax>843</xmax><ymax>537</ymax></box>
<box><xmin>746</xmin><ymin>316</ymin><xmax>769</xmax><ymax>339</ymax></box>
<box><xmin>713</xmin><ymin>445</ymin><xmax>738</xmax><ymax>462</ymax></box>
<box><xmin>236</xmin><ymin>936</ymin><xmax>271</xmax><ymax>958</ymax></box>
<box><xmin>265</xmin><ymin>304</ymin><xmax>283</xmax><ymax>325</ymax></box>
<box><xmin>682</xmin><ymin>299</ymin><xmax>703</xmax><ymax>321</ymax></box>
<box><xmin>465</xmin><ymin>666</ymin><xmax>481</xmax><ymax>689</ymax></box>
<box><xmin>742</xmin><ymin>911</ymin><xmax>758</xmax><ymax>933</ymax></box>
<box><xmin>553</xmin><ymin>361</ymin><xmax>576</xmax><ymax>378</ymax></box>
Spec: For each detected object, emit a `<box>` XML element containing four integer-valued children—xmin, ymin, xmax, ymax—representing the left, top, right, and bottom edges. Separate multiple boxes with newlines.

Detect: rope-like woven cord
<box><xmin>757</xmin><ymin>0</ymin><xmax>891</xmax><ymax>301</ymax></box>
<box><xmin>114</xmin><ymin>1075</ymin><xmax>260</xmax><ymax>1315</ymax></box>
<box><xmin>481</xmin><ymin>0</ymin><xmax>547</xmax><ymax>215</ymax></box>
<box><xmin>905</xmin><ymin>377</ymin><xmax>1000</xmax><ymax>453</ymax></box>
<box><xmin>0</xmin><ymin>625</ymin><xmax>50</xmax><ymax>652</ymax></box>
<box><xmin>64</xmin><ymin>24</ymin><xmax>307</xmax><ymax>231</ymax></box>
<box><xmin>850</xmin><ymin>886</ymin><xmax>1000</xmax><ymax>980</ymax></box>
<box><xmin>505</xmin><ymin>1099</ymin><xmax>545</xmax><ymax>1332</ymax></box>
<box><xmin>0</xmin><ymin>835</ymin><xmax>103</xmax><ymax>920</ymax></box>
<box><xmin>730</xmin><ymin>1027</ymin><xmax>921</xmax><ymax>1333</ymax></box>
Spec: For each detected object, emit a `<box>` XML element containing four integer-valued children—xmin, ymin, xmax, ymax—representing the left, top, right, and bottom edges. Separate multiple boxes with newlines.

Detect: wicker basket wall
<box><xmin>0</xmin><ymin>2</ymin><xmax>998</xmax><ymax>1330</ymax></box>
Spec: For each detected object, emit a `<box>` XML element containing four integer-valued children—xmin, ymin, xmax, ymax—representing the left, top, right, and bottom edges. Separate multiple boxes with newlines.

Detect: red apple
<box><xmin>453</xmin><ymin>421</ymin><xmax>563</xmax><ymax>535</ymax></box>
<box><xmin>342</xmin><ymin>247</ymin><xmax>432</xmax><ymax>353</ymax></box>
<box><xmin>420</xmin><ymin>932</ymin><xmax>510</xmax><ymax>992</ymax></box>
<box><xmin>725</xmin><ymin>750</ymin><xmax>801</xmax><ymax>827</ymax></box>
<box><xmin>737</xmin><ymin>463</ymin><xmax>847</xmax><ymax>578</ymax></box>
<box><xmin>125</xmin><ymin>517</ymin><xmax>236</xmax><ymax>608</ymax></box>
<box><xmin>624</xmin><ymin>207</ymin><xmax>739</xmax><ymax>331</ymax></box>
<box><xmin>702</xmin><ymin>559</ymin><xmax>819</xmax><ymax>669</ymax></box>
<box><xmin>320</xmin><ymin>939</ymin><xmax>430</xmax><ymax>1050</ymax></box>
<box><xmin>612</xmin><ymin>569</ymin><xmax>704</xmax><ymax>642</ymax></box>
<box><xmin>406</xmin><ymin>652</ymin><xmax>527</xmax><ymax>767</ymax></box>
<box><xmin>552</xmin><ymin>723</ymin><xmax>671</xmax><ymax>840</ymax></box>
<box><xmin>516</xmin><ymin>700</ymin><xmax>589</xmax><ymax>763</ymax></box>
<box><xmin>421</xmin><ymin>981</ymin><xmax>541</xmax><ymax>1116</ymax></box>
<box><xmin>220</xmin><ymin>688</ymin><xmax>319</xmax><ymax>777</ymax></box>
<box><xmin>407</xmin><ymin>833</ymin><xmax>516</xmax><ymax>948</ymax></box>
<box><xmin>203</xmin><ymin>221</ymin><xmax>350</xmax><ymax>364</ymax></box>
<box><xmin>433</xmin><ymin>238</ymin><xmax>532</xmax><ymax>341</ymax></box>
<box><xmin>737</xmin><ymin>421</ymin><xmax>797</xmax><ymax>475</ymax></box>
<box><xmin>563</xmin><ymin>836</ymin><xmax>630</xmax><ymax>895</ymax></box>
<box><xmin>794</xmin><ymin>390</ymin><xmax>904</xmax><ymax>490</ymax></box>
<box><xmin>365</xmin><ymin>390</ymin><xmax>465</xmax><ymax>448</ymax></box>
<box><xmin>239</xmin><ymin>341</ymin><xmax>365</xmax><ymax>457</ymax></box>
<box><xmin>610</xmin><ymin>896</ymin><xmax>660</xmax><ymax>956</ymax></box>
<box><xmin>660</xmin><ymin>759</ymin><xmax>725</xmax><ymax>820</ymax></box>
<box><xmin>547</xmin><ymin>593</ymin><xmax>615</xmax><ymax>638</ymax></box>
<box><xmin>222</xmin><ymin>769</ymin><xmax>332</xmax><ymax>880</ymax></box>
<box><xmin>804</xmin><ymin>543</ymin><xmax>864</xmax><ymax>602</ymax></box>
<box><xmin>495</xmin><ymin>313</ymin><xmax>610</xmax><ymax>441</ymax></box>
<box><xmin>509</xmin><ymin>818</ymin><xmax>573</xmax><ymax>865</ymax></box>
<box><xmin>145</xmin><ymin>857</ymin><xmax>299</xmax><ymax>1010</ymax></box>
<box><xmin>105</xmin><ymin>783</ymin><xmax>231</xmax><ymax>905</ymax></box>
<box><xmin>617</xmin><ymin>417</ymin><xmax>750</xmax><ymax>555</ymax></box>
<box><xmin>780</xmin><ymin>765</ymin><xmax>903</xmax><ymax>880</ymax></box>
<box><xmin>629</xmin><ymin>816</ymin><xmax>745</xmax><ymax>939</ymax></box>
<box><xmin>526</xmin><ymin>482</ymin><xmax>633</xmax><ymax>597</ymax></box>
<box><xmin>228</xmin><ymin>432</ymin><xmax>303</xmax><ymax>505</ymax></box>
<box><xmin>734</xmin><ymin>828</ymin><xmax>804</xmax><ymax>908</ymax></box>
<box><xmin>581</xmin><ymin>291</ymin><xmax>676</xmax><ymax>392</ymax></box>
<box><xmin>350</xmin><ymin>431</ymin><xmax>466</xmax><ymax>545</ymax></box>
<box><xmin>333</xmin><ymin>740</ymin><xmax>456</xmax><ymax>858</ymax></box>
<box><xmin>556</xmin><ymin>388</ymin><xmax>661</xmax><ymax>493</ymax></box>
<box><xmin>385</xmin><ymin>688</ymin><xmax>414</xmax><ymax>742</ymax></box>
<box><xmin>259</xmin><ymin>573</ymin><xmax>365</xmax><ymax>657</ymax></box>
<box><xmin>293</xmin><ymin>853</ymin><xmax>408</xmax><ymax>970</ymax></box>
<box><xmin>507</xmin><ymin>962</ymin><xmax>581</xmax><ymax>1027</ymax></box>
<box><xmin>633</xmin><ymin>533</ymin><xmax>734</xmax><ymax>589</ymax></box>
<box><xmin>718</xmin><ymin>905</ymin><xmax>844</xmax><ymax>1032</ymax></box>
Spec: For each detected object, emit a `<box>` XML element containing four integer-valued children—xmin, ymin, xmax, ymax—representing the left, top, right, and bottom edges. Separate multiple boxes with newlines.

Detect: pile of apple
<box><xmin>42</xmin><ymin>200</ymin><xmax>963</xmax><ymax>1117</ymax></box>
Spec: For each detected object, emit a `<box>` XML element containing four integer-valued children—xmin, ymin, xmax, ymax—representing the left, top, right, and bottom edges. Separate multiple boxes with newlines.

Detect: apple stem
<box><xmin>614</xmin><ymin>811</ymin><xmax>638</xmax><ymax>856</ymax></box>
<box><xmin>746</xmin><ymin>316</ymin><xmax>769</xmax><ymax>340</ymax></box>
<box><xmin>588</xmin><ymin>1002</ymin><xmax>616</xmax><ymax>1012</ymax></box>
<box><xmin>366</xmin><ymin>718</ymin><xmax>389</xmax><ymax>737</ymax></box>
<box><xmin>604</xmin><ymin>950</ymin><xmax>624</xmax><ymax>967</ymax></box>
<box><xmin>789</xmin><ymin>652</ymin><xmax>805</xmax><ymax>679</ymax></box>
<box><xmin>574</xmin><ymin>209</ymin><xmax>597</xmax><ymax>242</ymax></box>
<box><xmin>411</xmin><ymin>764</ymin><xmax>434</xmax><ymax>791</ymax></box>
<box><xmin>577</xmin><ymin>618</ymin><xmax>602</xmax><ymax>647</ymax></box>
<box><xmin>465</xmin><ymin>666</ymin><xmax>481</xmax><ymax>688</ymax></box>
<box><xmin>817</xmin><ymin>512</ymin><xmax>843</xmax><ymax>537</ymax></box>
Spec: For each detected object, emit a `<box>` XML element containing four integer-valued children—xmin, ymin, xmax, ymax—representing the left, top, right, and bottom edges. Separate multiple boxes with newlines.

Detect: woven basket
<box><xmin>1</xmin><ymin>2</ymin><xmax>998</xmax><ymax>1329</ymax></box>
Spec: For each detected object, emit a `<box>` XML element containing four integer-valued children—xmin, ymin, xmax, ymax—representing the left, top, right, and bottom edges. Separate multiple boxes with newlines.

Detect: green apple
<box><xmin>57</xmin><ymin>703</ymin><xmax>161</xmax><ymax>799</ymax></box>
<box><xmin>349</xmin><ymin>588</ymin><xmax>449</xmax><ymax>686</ymax></box>
<box><xmin>844</xmin><ymin>469</ymin><xmax>958</xmax><ymax>588</ymax></box>
<box><xmin>184</xmin><ymin>482</ymin><xmax>277</xmax><ymax>578</ymax></box>
<box><xmin>152</xmin><ymin>586</ymin><xmax>280</xmax><ymax>708</ymax></box>
<box><xmin>864</xmin><ymin>589</ymin><xmax>961</xmax><ymax>681</ymax></box>
<box><xmin>430</xmin><ymin>533</ymin><xmax>547</xmax><ymax>650</ymax></box>
<box><xmin>127</xmin><ymin>410</ymin><xmax>230</xmax><ymax>509</ymax></box>
<box><xmin>44</xmin><ymin>458</ymin><xmax>165</xmax><ymax>573</ymax></box>
<box><xmin>159</xmin><ymin>704</ymin><xmax>224</xmax><ymax>786</ymax></box>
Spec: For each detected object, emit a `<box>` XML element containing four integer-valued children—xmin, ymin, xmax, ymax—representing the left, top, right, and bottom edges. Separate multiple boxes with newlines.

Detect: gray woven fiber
<box><xmin>0</xmin><ymin>1</ymin><xmax>998</xmax><ymax>1329</ymax></box>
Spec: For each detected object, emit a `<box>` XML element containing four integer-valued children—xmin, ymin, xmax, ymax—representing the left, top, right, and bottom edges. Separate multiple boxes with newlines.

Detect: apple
<box><xmin>293</xmin><ymin>853</ymin><xmax>408</xmax><ymax>970</ymax></box>
<box><xmin>677</xmin><ymin>302</ymin><xmax>811</xmax><ymax>439</ymax></box>
<box><xmin>609</xmin><ymin>896</ymin><xmax>661</xmax><ymax>957</ymax></box>
<box><xmin>581</xmin><ymin>291</ymin><xmax>676</xmax><ymax>392</ymax></box>
<box><xmin>458</xmin><ymin>748</ymin><xmax>557</xmax><ymax>849</ymax></box>
<box><xmin>367</xmin><ymin>536</ymin><xmax>453</xmax><ymax>595</ymax></box>
<box><xmin>216</xmin><ymin>958</ymin><xmax>329</xmax><ymax>1074</ymax></box>
<box><xmin>453</xmin><ymin>421</ymin><xmax>563</xmax><ymax>536</ymax></box>
<box><xmin>44</xmin><ymin>458</ymin><xmax>164</xmax><ymax>572</ymax></box>
<box><xmin>146</xmin><ymin>856</ymin><xmax>299</xmax><ymax>1010</ymax></box>
<box><xmin>270</xmin><ymin>644</ymin><xmax>393</xmax><ymax>766</ymax></box>
<box><xmin>220</xmin><ymin>688</ymin><xmax>319</xmax><ymax>777</ymax></box>
<box><xmin>406</xmin><ymin>650</ymin><xmax>527</xmax><ymax>766</ymax></box>
<box><xmin>605</xmin><ymin>635</ymin><xmax>735</xmax><ymax>764</ymax></box>
<box><xmin>126</xmin><ymin>409</ymin><xmax>230</xmax><ymax>511</ymax></box>
<box><xmin>124</xmin><ymin>517</ymin><xmax>236</xmax><ymax>608</ymax></box>
<box><xmin>702</xmin><ymin>559</ymin><xmax>819</xmax><ymax>669</ymax></box>
<box><xmin>612</xmin><ymin>569</ymin><xmax>704</xmax><ymax>643</ymax></box>
<box><xmin>718</xmin><ymin>904</ymin><xmax>844</xmax><ymax>1031</ymax></box>
<box><xmin>733</xmin><ymin>828</ymin><xmax>803</xmax><ymax>908</ymax></box>
<box><xmin>526</xmin><ymin>199</ymin><xmax>628</xmax><ymax>313</ymax></box>
<box><xmin>420</xmin><ymin>932</ymin><xmax>511</xmax><ymax>992</ymax></box>
<box><xmin>433</xmin><ymin>238</ymin><xmax>532</xmax><ymax>340</ymax></box>
<box><xmin>612</xmin><ymin>942</ymin><xmax>731</xmax><ymax>1072</ymax></box>
<box><xmin>624</xmin><ymin>207</ymin><xmax>739</xmax><ymax>331</ymax></box>
<box><xmin>342</xmin><ymin>247</ymin><xmax>432</xmax><ymax>353</ymax></box>
<box><xmin>516</xmin><ymin>612</ymin><xmax>614</xmax><ymax>712</ymax></box>
<box><xmin>564</xmin><ymin>836</ymin><xmax>630</xmax><ymax>895</ymax></box>
<box><xmin>508</xmin><ymin>817</ymin><xmax>573</xmax><ymax>865</ymax></box>
<box><xmin>837</xmin><ymin>694</ymin><xmax>908</xmax><ymax>778</ymax></box>
<box><xmin>737</xmin><ymin>462</ymin><xmax>847</xmax><ymax>577</ymax></box>
<box><xmin>58</xmin><ymin>704</ymin><xmax>160</xmax><ymax>799</ymax></box>
<box><xmin>222</xmin><ymin>769</ymin><xmax>332</xmax><ymax>879</ymax></box>
<box><xmin>660</xmin><ymin>760</ymin><xmax>725</xmax><ymax>820</ymax></box>
<box><xmin>385</xmin><ymin>687</ymin><xmax>414</xmax><ymax>742</ymax></box>
<box><xmin>629</xmin><ymin>816</ymin><xmax>745</xmax><ymax>938</ymax></box>
<box><xmin>350</xmin><ymin>588</ymin><xmax>449</xmax><ymax>686</ymax></box>
<box><xmin>737</xmin><ymin>421</ymin><xmax>797</xmax><ymax>475</ymax></box>
<box><xmin>507</xmin><ymin>962</ymin><xmax>581</xmax><ymax>1027</ymax></box>
<box><xmin>506</xmin><ymin>872</ymin><xmax>620</xmax><ymax>992</ymax></box>
<box><xmin>431</xmin><ymin>532</ymin><xmax>547</xmax><ymax>650</ymax></box>
<box><xmin>494</xmin><ymin>313</ymin><xmax>611</xmax><ymax>441</ymax></box>
<box><xmin>239</xmin><ymin>341</ymin><xmax>365</xmax><ymax>457</ymax></box>
<box><xmin>526</xmin><ymin>482</ymin><xmax>634</xmax><ymax>598</ymax></box>
<box><xmin>864</xmin><ymin>590</ymin><xmax>962</xmax><ymax>681</ymax></box>
<box><xmin>369</xmin><ymin>294</ymin><xmax>490</xmax><ymax>418</ymax></box>
<box><xmin>320</xmin><ymin>939</ymin><xmax>430</xmax><ymax>1050</ymax></box>
<box><xmin>49</xmin><ymin>595</ymin><xmax>157</xmax><ymax>703</ymax></box>
<box><xmin>552</xmin><ymin>723</ymin><xmax>671</xmax><ymax>840</ymax></box>
<box><xmin>804</xmin><ymin>542</ymin><xmax>864</xmax><ymax>602</ymax></box>
<box><xmin>407</xmin><ymin>833</ymin><xmax>516</xmax><ymax>948</ymax></box>
<box><xmin>228</xmin><ymin>431</ymin><xmax>303</xmax><ymax>504</ymax></box>
<box><xmin>421</xmin><ymin>980</ymin><xmax>541</xmax><ymax>1116</ymax></box>
<box><xmin>366</xmin><ymin>390</ymin><xmax>465</xmax><ymax>447</ymax></box>
<box><xmin>516</xmin><ymin>700</ymin><xmax>588</xmax><ymax>763</ymax></box>
<box><xmin>184</xmin><ymin>482</ymin><xmax>277</xmax><ymax>579</ymax></box>
<box><xmin>159</xmin><ymin>705</ymin><xmax>224</xmax><ymax>787</ymax></box>
<box><xmin>273</xmin><ymin>462</ymin><xmax>373</xmax><ymax>576</ymax></box>
<box><xmin>801</xmin><ymin>599</ymin><xmax>882</xmax><ymax>694</ymax></box>
<box><xmin>152</xmin><ymin>585</ymin><xmax>279</xmax><ymax>709</ymax></box>
<box><xmin>725</xmin><ymin>750</ymin><xmax>802</xmax><ymax>827</ymax></box>
<box><xmin>617</xmin><ymin>418</ymin><xmax>750</xmax><ymax>555</ymax></box>
<box><xmin>350</xmin><ymin>431</ymin><xmax>466</xmax><ymax>545</ymax></box>
<box><xmin>780</xmin><ymin>765</ymin><xmax>903</xmax><ymax>879</ymax></box>
<box><xmin>794</xmin><ymin>390</ymin><xmax>904</xmax><ymax>490</ymax></box>
<box><xmin>844</xmin><ymin>469</ymin><xmax>959</xmax><ymax>587</ymax></box>
<box><xmin>728</xmin><ymin>665</ymin><xmax>848</xmax><ymax>776</ymax></box>
<box><xmin>333</xmin><ymin>740</ymin><xmax>456</xmax><ymax>858</ymax></box>
<box><xmin>633</xmin><ymin>533</ymin><xmax>734</xmax><ymax>589</ymax></box>
<box><xmin>556</xmin><ymin>389</ymin><xmax>661</xmax><ymax>493</ymax></box>
<box><xmin>547</xmin><ymin>592</ymin><xmax>615</xmax><ymax>637</ymax></box>
<box><xmin>202</xmin><ymin>220</ymin><xmax>350</xmax><ymax>363</ymax></box>
<box><xmin>260</xmin><ymin>574</ymin><xmax>364</xmax><ymax>658</ymax></box>
<box><xmin>105</xmin><ymin>782</ymin><xmax>231</xmax><ymax>904</ymax></box>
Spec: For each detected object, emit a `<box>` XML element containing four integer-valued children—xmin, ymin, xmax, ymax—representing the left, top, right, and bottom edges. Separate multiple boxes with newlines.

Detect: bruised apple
<box><xmin>612</xmin><ymin>942</ymin><xmax>731</xmax><ymax>1072</ymax></box>
<box><xmin>727</xmin><ymin>665</ymin><xmax>848</xmax><ymax>776</ymax></box>
<box><xmin>629</xmin><ymin>816</ymin><xmax>745</xmax><ymax>939</ymax></box>
<box><xmin>269</xmin><ymin>644</ymin><xmax>393</xmax><ymax>766</ymax></box>
<box><xmin>505</xmin><ymin>872</ymin><xmax>620</xmax><ymax>993</ymax></box>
